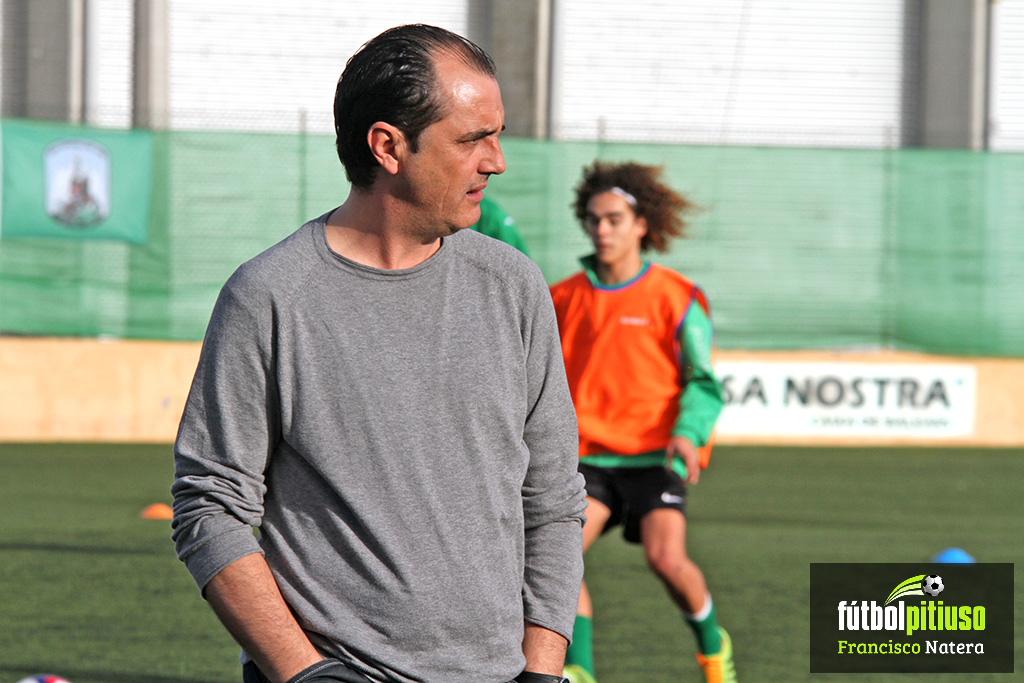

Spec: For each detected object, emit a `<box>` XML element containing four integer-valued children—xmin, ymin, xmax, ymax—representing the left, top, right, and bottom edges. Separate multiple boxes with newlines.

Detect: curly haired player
<box><xmin>550</xmin><ymin>161</ymin><xmax>736</xmax><ymax>683</ymax></box>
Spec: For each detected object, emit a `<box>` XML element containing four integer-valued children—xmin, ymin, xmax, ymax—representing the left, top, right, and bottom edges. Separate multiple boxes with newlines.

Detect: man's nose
<box><xmin>482</xmin><ymin>137</ymin><xmax>506</xmax><ymax>176</ymax></box>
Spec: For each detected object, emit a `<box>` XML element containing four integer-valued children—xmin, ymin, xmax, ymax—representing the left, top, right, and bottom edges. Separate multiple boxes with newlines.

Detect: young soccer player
<box><xmin>550</xmin><ymin>161</ymin><xmax>736</xmax><ymax>683</ymax></box>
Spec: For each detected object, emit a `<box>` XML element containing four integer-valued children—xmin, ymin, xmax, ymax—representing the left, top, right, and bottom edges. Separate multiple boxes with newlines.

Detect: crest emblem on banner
<box><xmin>44</xmin><ymin>139</ymin><xmax>111</xmax><ymax>227</ymax></box>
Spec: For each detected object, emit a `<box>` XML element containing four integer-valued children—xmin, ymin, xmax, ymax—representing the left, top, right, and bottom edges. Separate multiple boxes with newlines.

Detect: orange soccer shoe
<box><xmin>695</xmin><ymin>627</ymin><xmax>737</xmax><ymax>683</ymax></box>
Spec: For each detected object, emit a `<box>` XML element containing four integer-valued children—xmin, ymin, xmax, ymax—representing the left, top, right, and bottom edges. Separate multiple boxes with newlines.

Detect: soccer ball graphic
<box><xmin>16</xmin><ymin>677</ymin><xmax>72</xmax><ymax>683</ymax></box>
<box><xmin>922</xmin><ymin>575</ymin><xmax>944</xmax><ymax>596</ymax></box>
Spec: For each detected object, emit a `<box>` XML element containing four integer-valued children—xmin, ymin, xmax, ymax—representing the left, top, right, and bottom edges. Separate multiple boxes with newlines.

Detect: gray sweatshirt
<box><xmin>171</xmin><ymin>214</ymin><xmax>587</xmax><ymax>683</ymax></box>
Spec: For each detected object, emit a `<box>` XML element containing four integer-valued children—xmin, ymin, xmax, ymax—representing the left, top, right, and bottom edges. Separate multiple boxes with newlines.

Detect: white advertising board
<box><xmin>715</xmin><ymin>361</ymin><xmax>977</xmax><ymax>439</ymax></box>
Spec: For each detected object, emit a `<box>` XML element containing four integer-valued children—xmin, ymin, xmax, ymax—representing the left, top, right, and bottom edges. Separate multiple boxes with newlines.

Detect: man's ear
<box><xmin>367</xmin><ymin>121</ymin><xmax>406</xmax><ymax>177</ymax></box>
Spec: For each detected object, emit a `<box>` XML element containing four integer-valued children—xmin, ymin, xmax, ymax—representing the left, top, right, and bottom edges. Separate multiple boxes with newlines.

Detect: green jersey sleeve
<box><xmin>672</xmin><ymin>301</ymin><xmax>724</xmax><ymax>446</ymax></box>
<box><xmin>470</xmin><ymin>198</ymin><xmax>530</xmax><ymax>256</ymax></box>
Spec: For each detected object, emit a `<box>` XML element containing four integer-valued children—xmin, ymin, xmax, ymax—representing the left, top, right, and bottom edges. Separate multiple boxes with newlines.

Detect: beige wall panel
<box><xmin>0</xmin><ymin>337</ymin><xmax>200</xmax><ymax>443</ymax></box>
<box><xmin>1</xmin><ymin>340</ymin><xmax>1020</xmax><ymax>446</ymax></box>
<box><xmin>973</xmin><ymin>357</ymin><xmax>1024</xmax><ymax>446</ymax></box>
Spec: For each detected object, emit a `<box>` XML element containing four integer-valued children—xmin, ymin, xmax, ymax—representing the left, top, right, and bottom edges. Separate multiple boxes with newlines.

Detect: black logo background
<box><xmin>809</xmin><ymin>563</ymin><xmax>1013</xmax><ymax>673</ymax></box>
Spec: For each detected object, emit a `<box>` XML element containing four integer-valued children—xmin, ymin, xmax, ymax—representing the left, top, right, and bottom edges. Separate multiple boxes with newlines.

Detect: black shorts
<box><xmin>579</xmin><ymin>462</ymin><xmax>688</xmax><ymax>544</ymax></box>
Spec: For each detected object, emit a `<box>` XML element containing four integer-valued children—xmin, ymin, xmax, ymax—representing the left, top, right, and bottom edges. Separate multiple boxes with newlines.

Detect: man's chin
<box><xmin>450</xmin><ymin>208</ymin><xmax>482</xmax><ymax>233</ymax></box>
<box><xmin>434</xmin><ymin>221</ymin><xmax>469</xmax><ymax>238</ymax></box>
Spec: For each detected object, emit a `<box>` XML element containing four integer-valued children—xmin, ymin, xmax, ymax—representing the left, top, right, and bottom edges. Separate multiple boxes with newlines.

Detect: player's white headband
<box><xmin>608</xmin><ymin>186</ymin><xmax>638</xmax><ymax>208</ymax></box>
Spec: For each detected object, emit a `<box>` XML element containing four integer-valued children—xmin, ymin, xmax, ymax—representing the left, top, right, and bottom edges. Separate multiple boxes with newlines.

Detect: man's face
<box><xmin>399</xmin><ymin>54</ymin><xmax>506</xmax><ymax>236</ymax></box>
<box><xmin>585</xmin><ymin>190</ymin><xmax>647</xmax><ymax>268</ymax></box>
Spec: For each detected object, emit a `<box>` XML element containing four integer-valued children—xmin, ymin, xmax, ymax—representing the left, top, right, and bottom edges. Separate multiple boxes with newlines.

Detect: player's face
<box><xmin>585</xmin><ymin>191</ymin><xmax>647</xmax><ymax>268</ymax></box>
<box><xmin>400</xmin><ymin>55</ymin><xmax>506</xmax><ymax>237</ymax></box>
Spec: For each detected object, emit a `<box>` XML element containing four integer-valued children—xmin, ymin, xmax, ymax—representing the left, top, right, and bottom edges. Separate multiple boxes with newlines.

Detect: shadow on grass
<box><xmin>1</xmin><ymin>667</ymin><xmax>225</xmax><ymax>683</ymax></box>
<box><xmin>699</xmin><ymin>512</ymin><xmax>886</xmax><ymax>529</ymax></box>
<box><xmin>0</xmin><ymin>541</ymin><xmax>166</xmax><ymax>555</ymax></box>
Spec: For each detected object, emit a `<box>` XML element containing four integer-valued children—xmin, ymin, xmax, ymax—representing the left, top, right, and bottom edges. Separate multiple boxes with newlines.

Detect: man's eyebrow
<box><xmin>463</xmin><ymin>124</ymin><xmax>505</xmax><ymax>141</ymax></box>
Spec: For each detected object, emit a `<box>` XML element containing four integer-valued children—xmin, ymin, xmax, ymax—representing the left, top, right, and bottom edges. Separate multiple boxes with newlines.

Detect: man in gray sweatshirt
<box><xmin>171</xmin><ymin>24</ymin><xmax>586</xmax><ymax>683</ymax></box>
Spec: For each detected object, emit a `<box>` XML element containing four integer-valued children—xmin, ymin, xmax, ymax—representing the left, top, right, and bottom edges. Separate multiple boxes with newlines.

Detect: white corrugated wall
<box><xmin>0</xmin><ymin>7</ymin><xmax>4</xmax><ymax>106</ymax></box>
<box><xmin>167</xmin><ymin>0</ymin><xmax>472</xmax><ymax>132</ymax></box>
<box><xmin>6</xmin><ymin>1</ymin><xmax>1024</xmax><ymax>149</ymax></box>
<box><xmin>31</xmin><ymin>1</ymin><xmax>473</xmax><ymax>132</ymax></box>
<box><xmin>990</xmin><ymin>0</ymin><xmax>1024</xmax><ymax>151</ymax></box>
<box><xmin>549</xmin><ymin>0</ymin><xmax>907</xmax><ymax>148</ymax></box>
<box><xmin>84</xmin><ymin>0</ymin><xmax>133</xmax><ymax>127</ymax></box>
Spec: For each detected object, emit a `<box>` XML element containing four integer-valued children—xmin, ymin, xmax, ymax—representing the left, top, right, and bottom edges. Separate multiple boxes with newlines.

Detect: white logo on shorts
<box><xmin>660</xmin><ymin>492</ymin><xmax>685</xmax><ymax>505</ymax></box>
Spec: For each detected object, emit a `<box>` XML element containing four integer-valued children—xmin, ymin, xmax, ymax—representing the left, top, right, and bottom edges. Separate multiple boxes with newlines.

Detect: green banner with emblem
<box><xmin>0</xmin><ymin>121</ymin><xmax>1022</xmax><ymax>351</ymax></box>
<box><xmin>1</xmin><ymin>119</ymin><xmax>152</xmax><ymax>243</ymax></box>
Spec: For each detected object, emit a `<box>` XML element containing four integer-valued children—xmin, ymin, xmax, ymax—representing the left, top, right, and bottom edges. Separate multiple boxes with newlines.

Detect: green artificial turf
<box><xmin>585</xmin><ymin>446</ymin><xmax>1023</xmax><ymax>682</ymax></box>
<box><xmin>0</xmin><ymin>443</ymin><xmax>238</xmax><ymax>683</ymax></box>
<box><xmin>0</xmin><ymin>444</ymin><xmax>1020</xmax><ymax>682</ymax></box>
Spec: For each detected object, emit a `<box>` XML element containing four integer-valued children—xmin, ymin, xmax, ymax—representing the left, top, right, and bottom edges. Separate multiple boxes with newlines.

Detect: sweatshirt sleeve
<box><xmin>170</xmin><ymin>269</ymin><xmax>279</xmax><ymax>593</ymax></box>
<box><xmin>519</xmin><ymin>269</ymin><xmax>588</xmax><ymax>642</ymax></box>
<box><xmin>672</xmin><ymin>300</ymin><xmax>724</xmax><ymax>447</ymax></box>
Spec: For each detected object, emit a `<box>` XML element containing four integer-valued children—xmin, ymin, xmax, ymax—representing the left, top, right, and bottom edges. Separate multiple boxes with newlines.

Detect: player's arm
<box><xmin>666</xmin><ymin>434</ymin><xmax>701</xmax><ymax>485</ymax></box>
<box><xmin>668</xmin><ymin>301</ymin><xmax>724</xmax><ymax>483</ymax></box>
<box><xmin>205</xmin><ymin>553</ymin><xmax>323</xmax><ymax>683</ymax></box>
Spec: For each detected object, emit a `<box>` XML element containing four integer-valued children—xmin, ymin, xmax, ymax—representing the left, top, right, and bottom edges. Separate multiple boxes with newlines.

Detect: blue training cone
<box><xmin>932</xmin><ymin>547</ymin><xmax>975</xmax><ymax>564</ymax></box>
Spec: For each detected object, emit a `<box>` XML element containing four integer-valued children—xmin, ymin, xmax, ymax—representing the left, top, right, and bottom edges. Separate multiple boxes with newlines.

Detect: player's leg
<box><xmin>640</xmin><ymin>508</ymin><xmax>707</xmax><ymax>613</ymax></box>
<box><xmin>564</xmin><ymin>496</ymin><xmax>610</xmax><ymax>683</ymax></box>
<box><xmin>641</xmin><ymin>508</ymin><xmax>736</xmax><ymax>682</ymax></box>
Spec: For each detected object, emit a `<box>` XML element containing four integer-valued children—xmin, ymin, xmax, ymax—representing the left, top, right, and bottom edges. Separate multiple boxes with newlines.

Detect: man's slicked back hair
<box><xmin>334</xmin><ymin>24</ymin><xmax>496</xmax><ymax>189</ymax></box>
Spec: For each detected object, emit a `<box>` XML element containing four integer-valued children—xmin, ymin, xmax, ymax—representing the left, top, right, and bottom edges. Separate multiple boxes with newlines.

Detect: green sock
<box><xmin>565</xmin><ymin>614</ymin><xmax>596</xmax><ymax>676</ymax></box>
<box><xmin>684</xmin><ymin>596</ymin><xmax>722</xmax><ymax>656</ymax></box>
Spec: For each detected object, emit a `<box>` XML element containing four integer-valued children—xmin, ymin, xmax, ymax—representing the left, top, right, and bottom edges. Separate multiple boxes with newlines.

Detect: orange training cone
<box><xmin>141</xmin><ymin>503</ymin><xmax>174</xmax><ymax>520</ymax></box>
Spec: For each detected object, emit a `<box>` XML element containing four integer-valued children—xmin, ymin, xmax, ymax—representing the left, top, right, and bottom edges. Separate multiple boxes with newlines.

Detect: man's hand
<box><xmin>665</xmin><ymin>435</ymin><xmax>700</xmax><ymax>485</ymax></box>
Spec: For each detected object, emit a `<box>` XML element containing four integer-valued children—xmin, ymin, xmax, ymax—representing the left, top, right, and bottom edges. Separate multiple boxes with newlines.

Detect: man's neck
<box><xmin>325</xmin><ymin>192</ymin><xmax>443</xmax><ymax>270</ymax></box>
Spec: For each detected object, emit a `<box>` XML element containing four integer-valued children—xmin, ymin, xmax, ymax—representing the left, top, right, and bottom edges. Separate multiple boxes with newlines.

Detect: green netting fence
<box><xmin>1</xmin><ymin>118</ymin><xmax>1023</xmax><ymax>355</ymax></box>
